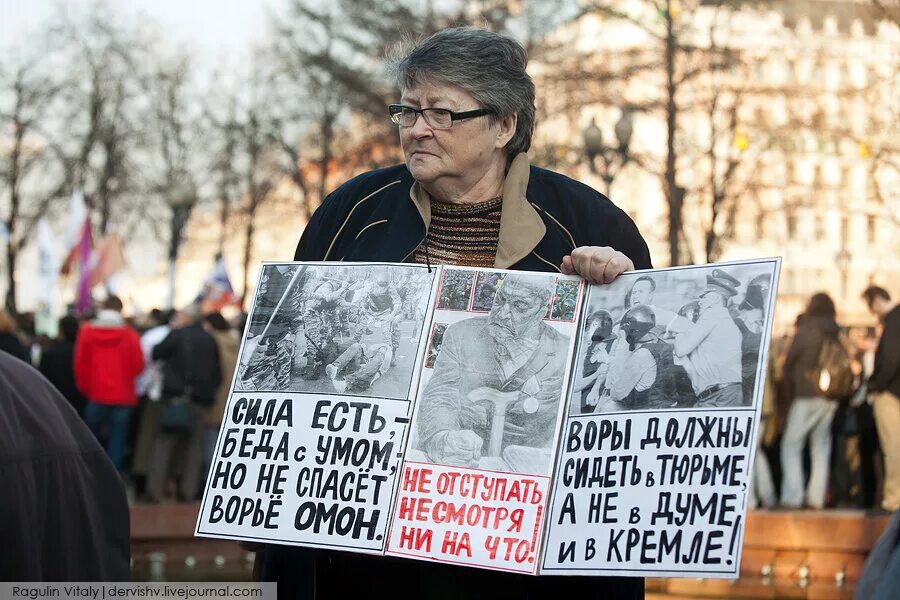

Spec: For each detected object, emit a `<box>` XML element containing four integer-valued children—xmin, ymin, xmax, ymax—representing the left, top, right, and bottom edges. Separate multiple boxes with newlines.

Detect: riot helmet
<box><xmin>620</xmin><ymin>305</ymin><xmax>656</xmax><ymax>350</ymax></box>
<box><xmin>587</xmin><ymin>310</ymin><xmax>614</xmax><ymax>342</ymax></box>
<box><xmin>740</xmin><ymin>274</ymin><xmax>771</xmax><ymax>311</ymax></box>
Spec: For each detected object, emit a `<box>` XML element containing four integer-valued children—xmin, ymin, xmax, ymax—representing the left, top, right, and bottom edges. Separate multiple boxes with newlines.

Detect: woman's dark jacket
<box><xmin>784</xmin><ymin>315</ymin><xmax>841</xmax><ymax>400</ymax></box>
<box><xmin>293</xmin><ymin>154</ymin><xmax>652</xmax><ymax>273</ymax></box>
<box><xmin>268</xmin><ymin>155</ymin><xmax>651</xmax><ymax>600</ymax></box>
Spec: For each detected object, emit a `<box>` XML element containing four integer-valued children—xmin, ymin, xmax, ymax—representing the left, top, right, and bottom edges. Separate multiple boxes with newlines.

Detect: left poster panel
<box><xmin>196</xmin><ymin>262</ymin><xmax>441</xmax><ymax>554</ymax></box>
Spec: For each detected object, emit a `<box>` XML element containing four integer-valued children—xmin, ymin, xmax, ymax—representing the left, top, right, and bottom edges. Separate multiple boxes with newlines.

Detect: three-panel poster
<box><xmin>196</xmin><ymin>258</ymin><xmax>780</xmax><ymax>578</ymax></box>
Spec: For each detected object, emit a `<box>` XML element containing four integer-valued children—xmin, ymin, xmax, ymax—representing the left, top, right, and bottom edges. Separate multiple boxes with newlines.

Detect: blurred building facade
<box><xmin>146</xmin><ymin>0</ymin><xmax>899</xmax><ymax>326</ymax></box>
<box><xmin>532</xmin><ymin>0</ymin><xmax>899</xmax><ymax>329</ymax></box>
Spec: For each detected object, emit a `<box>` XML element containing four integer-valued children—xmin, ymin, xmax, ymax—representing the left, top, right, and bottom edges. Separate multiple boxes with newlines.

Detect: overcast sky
<box><xmin>0</xmin><ymin>2</ymin><xmax>289</xmax><ymax>309</ymax></box>
<box><xmin>0</xmin><ymin>0</ymin><xmax>273</xmax><ymax>62</ymax></box>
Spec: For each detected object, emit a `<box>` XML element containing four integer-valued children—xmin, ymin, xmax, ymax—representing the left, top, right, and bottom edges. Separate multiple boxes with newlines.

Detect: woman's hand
<box><xmin>561</xmin><ymin>246</ymin><xmax>634</xmax><ymax>284</ymax></box>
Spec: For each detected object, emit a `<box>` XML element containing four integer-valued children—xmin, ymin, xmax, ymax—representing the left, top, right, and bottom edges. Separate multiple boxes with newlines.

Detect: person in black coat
<box><xmin>0</xmin><ymin>350</ymin><xmax>130</xmax><ymax>580</ymax></box>
<box><xmin>145</xmin><ymin>304</ymin><xmax>222</xmax><ymax>502</ymax></box>
<box><xmin>862</xmin><ymin>285</ymin><xmax>900</xmax><ymax>512</ymax></box>
<box><xmin>0</xmin><ymin>309</ymin><xmax>28</xmax><ymax>362</ymax></box>
<box><xmin>153</xmin><ymin>308</ymin><xmax>223</xmax><ymax>406</ymax></box>
<box><xmin>39</xmin><ymin>315</ymin><xmax>87</xmax><ymax>415</ymax></box>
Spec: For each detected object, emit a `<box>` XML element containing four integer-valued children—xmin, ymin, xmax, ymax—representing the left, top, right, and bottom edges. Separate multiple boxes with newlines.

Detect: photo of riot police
<box><xmin>571</xmin><ymin>263</ymin><xmax>776</xmax><ymax>415</ymax></box>
<box><xmin>550</xmin><ymin>279</ymin><xmax>581</xmax><ymax>321</ymax></box>
<box><xmin>235</xmin><ymin>264</ymin><xmax>435</xmax><ymax>400</ymax></box>
<box><xmin>437</xmin><ymin>269</ymin><xmax>475</xmax><ymax>310</ymax></box>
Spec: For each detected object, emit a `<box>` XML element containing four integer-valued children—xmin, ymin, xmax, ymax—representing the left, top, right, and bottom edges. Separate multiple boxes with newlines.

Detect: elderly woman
<box><xmin>268</xmin><ymin>27</ymin><xmax>649</xmax><ymax>600</ymax></box>
<box><xmin>293</xmin><ymin>28</ymin><xmax>650</xmax><ymax>282</ymax></box>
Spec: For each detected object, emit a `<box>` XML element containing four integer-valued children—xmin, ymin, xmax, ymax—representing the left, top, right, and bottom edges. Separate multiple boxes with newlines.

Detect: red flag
<box><xmin>60</xmin><ymin>245</ymin><xmax>79</xmax><ymax>277</ymax></box>
<box><xmin>89</xmin><ymin>233</ymin><xmax>126</xmax><ymax>287</ymax></box>
<box><xmin>61</xmin><ymin>190</ymin><xmax>88</xmax><ymax>277</ymax></box>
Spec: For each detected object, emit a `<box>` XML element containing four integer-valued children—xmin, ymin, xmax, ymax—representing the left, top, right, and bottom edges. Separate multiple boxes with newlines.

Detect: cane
<box><xmin>468</xmin><ymin>387</ymin><xmax>518</xmax><ymax>457</ymax></box>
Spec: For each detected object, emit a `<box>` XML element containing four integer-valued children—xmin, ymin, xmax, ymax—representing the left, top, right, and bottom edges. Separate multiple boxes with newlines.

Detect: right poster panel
<box><xmin>541</xmin><ymin>258</ymin><xmax>781</xmax><ymax>578</ymax></box>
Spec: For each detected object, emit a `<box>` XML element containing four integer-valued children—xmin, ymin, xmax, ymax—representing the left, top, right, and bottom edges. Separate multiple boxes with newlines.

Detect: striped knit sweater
<box><xmin>410</xmin><ymin>196</ymin><xmax>502</xmax><ymax>268</ymax></box>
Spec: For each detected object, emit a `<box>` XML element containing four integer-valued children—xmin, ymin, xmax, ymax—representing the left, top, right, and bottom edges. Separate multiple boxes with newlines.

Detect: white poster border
<box><xmin>195</xmin><ymin>261</ymin><xmax>442</xmax><ymax>553</ymax></box>
<box><xmin>539</xmin><ymin>256</ymin><xmax>781</xmax><ymax>578</ymax></box>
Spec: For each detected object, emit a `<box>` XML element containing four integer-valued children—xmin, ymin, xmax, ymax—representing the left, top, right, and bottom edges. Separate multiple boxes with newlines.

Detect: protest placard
<box><xmin>196</xmin><ymin>262</ymin><xmax>440</xmax><ymax>552</ymax></box>
<box><xmin>540</xmin><ymin>259</ymin><xmax>780</xmax><ymax>577</ymax></box>
<box><xmin>197</xmin><ymin>258</ymin><xmax>779</xmax><ymax>578</ymax></box>
<box><xmin>384</xmin><ymin>267</ymin><xmax>583</xmax><ymax>574</ymax></box>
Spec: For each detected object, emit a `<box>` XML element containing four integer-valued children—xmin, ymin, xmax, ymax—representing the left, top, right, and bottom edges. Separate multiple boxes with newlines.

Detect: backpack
<box><xmin>815</xmin><ymin>336</ymin><xmax>854</xmax><ymax>400</ymax></box>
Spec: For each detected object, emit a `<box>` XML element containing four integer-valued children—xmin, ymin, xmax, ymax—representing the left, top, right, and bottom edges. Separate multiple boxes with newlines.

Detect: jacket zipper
<box><xmin>401</xmin><ymin>235</ymin><xmax>427</xmax><ymax>263</ymax></box>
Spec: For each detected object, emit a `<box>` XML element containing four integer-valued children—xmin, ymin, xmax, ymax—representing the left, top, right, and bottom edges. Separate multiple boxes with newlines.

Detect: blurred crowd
<box><xmin>0</xmin><ymin>296</ymin><xmax>243</xmax><ymax>504</ymax></box>
<box><xmin>0</xmin><ymin>282</ymin><xmax>896</xmax><ymax>513</ymax></box>
<box><xmin>752</xmin><ymin>285</ymin><xmax>898</xmax><ymax>513</ymax></box>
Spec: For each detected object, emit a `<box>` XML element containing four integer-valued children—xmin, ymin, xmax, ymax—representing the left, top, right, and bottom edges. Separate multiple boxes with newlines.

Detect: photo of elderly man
<box><xmin>413</xmin><ymin>272</ymin><xmax>571</xmax><ymax>475</ymax></box>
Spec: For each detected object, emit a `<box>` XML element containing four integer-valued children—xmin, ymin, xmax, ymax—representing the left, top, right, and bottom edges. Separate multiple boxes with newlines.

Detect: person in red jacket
<box><xmin>74</xmin><ymin>295</ymin><xmax>144</xmax><ymax>472</ymax></box>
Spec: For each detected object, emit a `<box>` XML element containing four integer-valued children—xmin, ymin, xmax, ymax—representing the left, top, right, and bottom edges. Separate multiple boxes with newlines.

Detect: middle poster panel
<box><xmin>385</xmin><ymin>266</ymin><xmax>583</xmax><ymax>574</ymax></box>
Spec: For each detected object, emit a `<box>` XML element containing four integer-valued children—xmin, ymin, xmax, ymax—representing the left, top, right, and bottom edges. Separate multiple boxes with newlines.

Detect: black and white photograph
<box><xmin>235</xmin><ymin>263</ymin><xmax>436</xmax><ymax>400</ymax></box>
<box><xmin>408</xmin><ymin>269</ymin><xmax>580</xmax><ymax>475</ymax></box>
<box><xmin>436</xmin><ymin>269</ymin><xmax>475</xmax><ymax>311</ymax></box>
<box><xmin>570</xmin><ymin>262</ymin><xmax>777</xmax><ymax>415</ymax></box>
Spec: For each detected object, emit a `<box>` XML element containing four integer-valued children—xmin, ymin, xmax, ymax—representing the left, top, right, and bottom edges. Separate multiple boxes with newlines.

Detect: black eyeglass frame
<box><xmin>388</xmin><ymin>104</ymin><xmax>493</xmax><ymax>128</ymax></box>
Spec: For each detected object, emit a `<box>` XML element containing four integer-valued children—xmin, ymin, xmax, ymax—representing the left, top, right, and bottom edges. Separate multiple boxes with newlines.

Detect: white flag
<box><xmin>64</xmin><ymin>189</ymin><xmax>87</xmax><ymax>251</ymax></box>
<box><xmin>36</xmin><ymin>218</ymin><xmax>60</xmax><ymax>336</ymax></box>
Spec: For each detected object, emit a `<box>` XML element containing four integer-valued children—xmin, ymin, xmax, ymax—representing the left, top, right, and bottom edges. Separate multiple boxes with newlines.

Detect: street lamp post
<box><xmin>835</xmin><ymin>247</ymin><xmax>851</xmax><ymax>300</ymax></box>
<box><xmin>167</xmin><ymin>176</ymin><xmax>197</xmax><ymax>310</ymax></box>
<box><xmin>582</xmin><ymin>109</ymin><xmax>634</xmax><ymax>194</ymax></box>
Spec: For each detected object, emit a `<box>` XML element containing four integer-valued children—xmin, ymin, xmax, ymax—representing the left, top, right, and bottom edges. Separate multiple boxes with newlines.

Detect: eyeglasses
<box><xmin>388</xmin><ymin>104</ymin><xmax>493</xmax><ymax>129</ymax></box>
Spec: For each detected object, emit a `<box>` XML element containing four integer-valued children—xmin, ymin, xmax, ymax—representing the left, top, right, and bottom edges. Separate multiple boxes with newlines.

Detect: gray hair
<box><xmin>391</xmin><ymin>27</ymin><xmax>536</xmax><ymax>158</ymax></box>
<box><xmin>501</xmin><ymin>273</ymin><xmax>554</xmax><ymax>307</ymax></box>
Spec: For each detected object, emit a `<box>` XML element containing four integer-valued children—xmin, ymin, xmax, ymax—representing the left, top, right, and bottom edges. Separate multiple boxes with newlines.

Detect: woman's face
<box><xmin>399</xmin><ymin>80</ymin><xmax>514</xmax><ymax>190</ymax></box>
